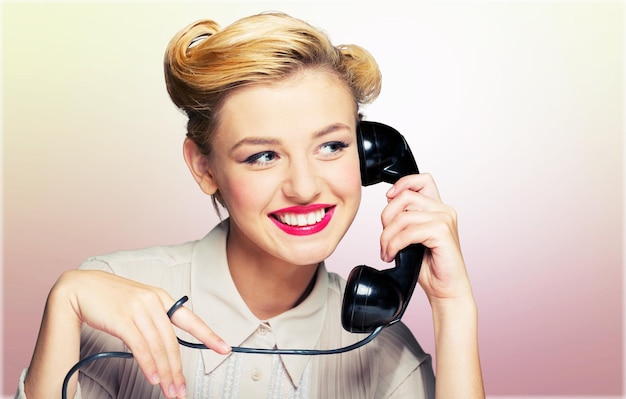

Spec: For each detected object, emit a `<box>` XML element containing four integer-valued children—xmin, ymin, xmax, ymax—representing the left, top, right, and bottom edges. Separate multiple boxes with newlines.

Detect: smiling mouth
<box><xmin>269</xmin><ymin>206</ymin><xmax>334</xmax><ymax>236</ymax></box>
<box><xmin>272</xmin><ymin>208</ymin><xmax>326</xmax><ymax>227</ymax></box>
<box><xmin>273</xmin><ymin>208</ymin><xmax>327</xmax><ymax>227</ymax></box>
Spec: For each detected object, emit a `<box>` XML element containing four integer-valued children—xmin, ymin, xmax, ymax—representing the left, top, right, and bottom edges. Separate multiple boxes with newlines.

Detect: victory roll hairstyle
<box><xmin>164</xmin><ymin>12</ymin><xmax>382</xmax><ymax>157</ymax></box>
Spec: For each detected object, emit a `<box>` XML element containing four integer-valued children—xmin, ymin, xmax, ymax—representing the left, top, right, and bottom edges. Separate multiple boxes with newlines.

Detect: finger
<box><xmin>381</xmin><ymin>189</ymin><xmax>452</xmax><ymax>228</ymax></box>
<box><xmin>380</xmin><ymin>209</ymin><xmax>458</xmax><ymax>262</ymax></box>
<box><xmin>386</xmin><ymin>173</ymin><xmax>442</xmax><ymax>202</ymax></box>
<box><xmin>127</xmin><ymin>294</ymin><xmax>185</xmax><ymax>398</ymax></box>
<box><xmin>120</xmin><ymin>321</ymin><xmax>162</xmax><ymax>388</ymax></box>
<box><xmin>380</xmin><ymin>211</ymin><xmax>433</xmax><ymax>262</ymax></box>
<box><xmin>143</xmin><ymin>302</ymin><xmax>187</xmax><ymax>398</ymax></box>
<box><xmin>169</xmin><ymin>306</ymin><xmax>231</xmax><ymax>354</ymax></box>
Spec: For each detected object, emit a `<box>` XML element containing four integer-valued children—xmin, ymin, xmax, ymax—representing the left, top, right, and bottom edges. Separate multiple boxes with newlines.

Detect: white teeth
<box><xmin>277</xmin><ymin>209</ymin><xmax>326</xmax><ymax>226</ymax></box>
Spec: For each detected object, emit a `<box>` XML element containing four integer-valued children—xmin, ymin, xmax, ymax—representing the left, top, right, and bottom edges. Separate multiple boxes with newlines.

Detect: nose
<box><xmin>281</xmin><ymin>157</ymin><xmax>322</xmax><ymax>203</ymax></box>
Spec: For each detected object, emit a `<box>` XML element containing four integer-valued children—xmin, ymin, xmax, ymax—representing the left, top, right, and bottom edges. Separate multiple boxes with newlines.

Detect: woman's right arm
<box><xmin>23</xmin><ymin>269</ymin><xmax>230</xmax><ymax>399</ymax></box>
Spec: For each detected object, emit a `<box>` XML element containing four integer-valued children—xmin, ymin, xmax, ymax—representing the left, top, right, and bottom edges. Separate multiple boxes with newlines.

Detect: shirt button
<box><xmin>258</xmin><ymin>325</ymin><xmax>267</xmax><ymax>336</ymax></box>
<box><xmin>251</xmin><ymin>368</ymin><xmax>262</xmax><ymax>381</ymax></box>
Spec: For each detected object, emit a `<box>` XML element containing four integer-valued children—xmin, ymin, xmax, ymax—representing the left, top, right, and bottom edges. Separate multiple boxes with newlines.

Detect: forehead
<box><xmin>214</xmin><ymin>69</ymin><xmax>357</xmax><ymax>141</ymax></box>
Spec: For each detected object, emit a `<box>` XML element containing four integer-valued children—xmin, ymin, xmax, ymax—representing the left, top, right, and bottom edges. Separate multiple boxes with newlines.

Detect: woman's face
<box><xmin>207</xmin><ymin>69</ymin><xmax>362</xmax><ymax>267</ymax></box>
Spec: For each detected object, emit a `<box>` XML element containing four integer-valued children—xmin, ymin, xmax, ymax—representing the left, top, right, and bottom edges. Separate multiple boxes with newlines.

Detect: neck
<box><xmin>226</xmin><ymin>242</ymin><xmax>319</xmax><ymax>320</ymax></box>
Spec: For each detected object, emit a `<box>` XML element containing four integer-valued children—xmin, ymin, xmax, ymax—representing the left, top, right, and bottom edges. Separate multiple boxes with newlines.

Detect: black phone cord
<box><xmin>61</xmin><ymin>296</ymin><xmax>383</xmax><ymax>399</ymax></box>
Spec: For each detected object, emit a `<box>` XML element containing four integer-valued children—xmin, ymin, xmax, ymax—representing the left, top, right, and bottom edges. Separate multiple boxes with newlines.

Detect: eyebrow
<box><xmin>228</xmin><ymin>123</ymin><xmax>351</xmax><ymax>154</ymax></box>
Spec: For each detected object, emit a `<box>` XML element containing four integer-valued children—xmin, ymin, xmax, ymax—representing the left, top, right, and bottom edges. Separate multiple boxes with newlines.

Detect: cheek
<box><xmin>329</xmin><ymin>158</ymin><xmax>363</xmax><ymax>202</ymax></box>
<box><xmin>220</xmin><ymin>176</ymin><xmax>266</xmax><ymax>211</ymax></box>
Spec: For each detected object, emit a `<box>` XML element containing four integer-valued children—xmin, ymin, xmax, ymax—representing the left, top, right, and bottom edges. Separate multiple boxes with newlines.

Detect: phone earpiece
<box><xmin>356</xmin><ymin>121</ymin><xmax>419</xmax><ymax>186</ymax></box>
<box><xmin>341</xmin><ymin>121</ymin><xmax>425</xmax><ymax>333</ymax></box>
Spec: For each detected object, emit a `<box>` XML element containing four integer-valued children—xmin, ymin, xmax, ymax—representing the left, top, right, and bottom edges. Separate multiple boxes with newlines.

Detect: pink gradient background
<box><xmin>2</xmin><ymin>1</ymin><xmax>623</xmax><ymax>397</ymax></box>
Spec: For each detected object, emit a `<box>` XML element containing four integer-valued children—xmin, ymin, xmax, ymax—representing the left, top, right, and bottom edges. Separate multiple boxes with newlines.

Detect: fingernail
<box><xmin>386</xmin><ymin>186</ymin><xmax>395</xmax><ymax>196</ymax></box>
<box><xmin>179</xmin><ymin>384</ymin><xmax>187</xmax><ymax>398</ymax></box>
<box><xmin>169</xmin><ymin>384</ymin><xmax>177</xmax><ymax>398</ymax></box>
<box><xmin>152</xmin><ymin>373</ymin><xmax>160</xmax><ymax>384</ymax></box>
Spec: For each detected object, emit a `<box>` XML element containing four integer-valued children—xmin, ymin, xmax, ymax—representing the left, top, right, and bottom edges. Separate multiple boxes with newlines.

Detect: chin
<box><xmin>285</xmin><ymin>245</ymin><xmax>336</xmax><ymax>267</ymax></box>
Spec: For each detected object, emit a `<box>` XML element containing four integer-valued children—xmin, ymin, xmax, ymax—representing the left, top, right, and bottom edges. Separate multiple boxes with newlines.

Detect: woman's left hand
<box><xmin>379</xmin><ymin>173</ymin><xmax>473</xmax><ymax>303</ymax></box>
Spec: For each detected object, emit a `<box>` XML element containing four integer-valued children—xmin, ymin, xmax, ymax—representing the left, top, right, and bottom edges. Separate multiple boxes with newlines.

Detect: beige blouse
<box><xmin>17</xmin><ymin>220</ymin><xmax>434</xmax><ymax>398</ymax></box>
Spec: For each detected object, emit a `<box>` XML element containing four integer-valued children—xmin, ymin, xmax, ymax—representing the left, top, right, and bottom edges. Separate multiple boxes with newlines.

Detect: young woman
<box><xmin>18</xmin><ymin>12</ymin><xmax>484</xmax><ymax>399</ymax></box>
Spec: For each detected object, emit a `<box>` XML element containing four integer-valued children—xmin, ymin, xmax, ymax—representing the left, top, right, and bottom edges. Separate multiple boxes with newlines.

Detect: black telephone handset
<box><xmin>341</xmin><ymin>121</ymin><xmax>425</xmax><ymax>333</ymax></box>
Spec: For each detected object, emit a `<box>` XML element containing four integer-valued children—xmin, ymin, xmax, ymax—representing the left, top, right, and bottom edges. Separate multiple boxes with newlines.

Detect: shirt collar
<box><xmin>189</xmin><ymin>219</ymin><xmax>328</xmax><ymax>386</ymax></box>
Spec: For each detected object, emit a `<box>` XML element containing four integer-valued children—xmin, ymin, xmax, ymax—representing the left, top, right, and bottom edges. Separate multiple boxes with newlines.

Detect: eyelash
<box><xmin>243</xmin><ymin>141</ymin><xmax>349</xmax><ymax>167</ymax></box>
<box><xmin>244</xmin><ymin>151</ymin><xmax>276</xmax><ymax>166</ymax></box>
<box><xmin>319</xmin><ymin>141</ymin><xmax>349</xmax><ymax>156</ymax></box>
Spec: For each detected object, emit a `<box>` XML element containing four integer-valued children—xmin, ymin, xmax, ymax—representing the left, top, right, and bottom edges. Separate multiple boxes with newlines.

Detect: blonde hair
<box><xmin>164</xmin><ymin>12</ymin><xmax>381</xmax><ymax>156</ymax></box>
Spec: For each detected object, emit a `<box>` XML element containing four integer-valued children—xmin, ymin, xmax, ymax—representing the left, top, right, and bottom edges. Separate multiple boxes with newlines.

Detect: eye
<box><xmin>244</xmin><ymin>151</ymin><xmax>278</xmax><ymax>166</ymax></box>
<box><xmin>318</xmin><ymin>141</ymin><xmax>349</xmax><ymax>158</ymax></box>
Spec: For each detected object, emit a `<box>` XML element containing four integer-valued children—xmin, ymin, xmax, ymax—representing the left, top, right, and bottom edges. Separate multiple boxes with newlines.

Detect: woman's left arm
<box><xmin>380</xmin><ymin>173</ymin><xmax>485</xmax><ymax>398</ymax></box>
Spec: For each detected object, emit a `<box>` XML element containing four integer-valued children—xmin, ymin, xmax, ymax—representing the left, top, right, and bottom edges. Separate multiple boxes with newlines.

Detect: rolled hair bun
<box><xmin>164</xmin><ymin>19</ymin><xmax>222</xmax><ymax>113</ymax></box>
<box><xmin>164</xmin><ymin>12</ymin><xmax>382</xmax><ymax>117</ymax></box>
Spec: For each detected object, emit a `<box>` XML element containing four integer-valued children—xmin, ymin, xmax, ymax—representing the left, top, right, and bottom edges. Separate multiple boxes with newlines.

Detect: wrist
<box><xmin>429</xmin><ymin>291</ymin><xmax>484</xmax><ymax>398</ymax></box>
<box><xmin>25</xmin><ymin>271</ymin><xmax>83</xmax><ymax>398</ymax></box>
<box><xmin>430</xmin><ymin>294</ymin><xmax>479</xmax><ymax>335</ymax></box>
<box><xmin>48</xmin><ymin>270</ymin><xmax>83</xmax><ymax>327</ymax></box>
<box><xmin>428</xmin><ymin>282</ymin><xmax>477</xmax><ymax>311</ymax></box>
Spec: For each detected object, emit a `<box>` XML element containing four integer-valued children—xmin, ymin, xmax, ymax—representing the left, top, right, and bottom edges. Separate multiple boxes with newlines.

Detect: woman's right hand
<box><xmin>25</xmin><ymin>269</ymin><xmax>230</xmax><ymax>399</ymax></box>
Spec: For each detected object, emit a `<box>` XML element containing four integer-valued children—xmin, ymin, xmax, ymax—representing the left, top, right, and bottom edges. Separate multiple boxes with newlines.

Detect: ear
<box><xmin>183</xmin><ymin>138</ymin><xmax>219</xmax><ymax>195</ymax></box>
